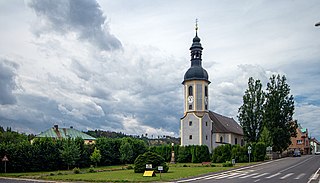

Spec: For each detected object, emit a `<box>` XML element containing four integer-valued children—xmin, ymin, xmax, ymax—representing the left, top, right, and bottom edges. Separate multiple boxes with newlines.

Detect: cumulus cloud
<box><xmin>28</xmin><ymin>0</ymin><xmax>122</xmax><ymax>51</ymax></box>
<box><xmin>0</xmin><ymin>59</ymin><xmax>19</xmax><ymax>105</ymax></box>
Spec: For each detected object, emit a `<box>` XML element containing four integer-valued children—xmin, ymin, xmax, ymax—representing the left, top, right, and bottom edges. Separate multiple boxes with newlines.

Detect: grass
<box><xmin>0</xmin><ymin>162</ymin><xmax>258</xmax><ymax>182</ymax></box>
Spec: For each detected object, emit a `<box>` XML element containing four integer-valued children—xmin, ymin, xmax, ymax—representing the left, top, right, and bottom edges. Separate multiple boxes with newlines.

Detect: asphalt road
<box><xmin>176</xmin><ymin>155</ymin><xmax>320</xmax><ymax>183</ymax></box>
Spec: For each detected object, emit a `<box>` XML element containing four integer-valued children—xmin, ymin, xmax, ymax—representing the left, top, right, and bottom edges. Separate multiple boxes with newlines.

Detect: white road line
<box><xmin>307</xmin><ymin>168</ymin><xmax>320</xmax><ymax>183</ymax></box>
<box><xmin>252</xmin><ymin>173</ymin><xmax>269</xmax><ymax>178</ymax></box>
<box><xmin>294</xmin><ymin>173</ymin><xmax>306</xmax><ymax>179</ymax></box>
<box><xmin>254</xmin><ymin>179</ymin><xmax>261</xmax><ymax>182</ymax></box>
<box><xmin>239</xmin><ymin>173</ymin><xmax>258</xmax><ymax>178</ymax></box>
<box><xmin>279</xmin><ymin>156</ymin><xmax>315</xmax><ymax>173</ymax></box>
<box><xmin>280</xmin><ymin>173</ymin><xmax>294</xmax><ymax>179</ymax></box>
<box><xmin>265</xmin><ymin>172</ymin><xmax>281</xmax><ymax>179</ymax></box>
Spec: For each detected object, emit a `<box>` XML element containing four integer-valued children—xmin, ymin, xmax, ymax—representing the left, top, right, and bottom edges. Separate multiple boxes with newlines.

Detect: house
<box><xmin>288</xmin><ymin>124</ymin><xmax>310</xmax><ymax>155</ymax></box>
<box><xmin>37</xmin><ymin>125</ymin><xmax>96</xmax><ymax>144</ymax></box>
<box><xmin>310</xmin><ymin>137</ymin><xmax>320</xmax><ymax>154</ymax></box>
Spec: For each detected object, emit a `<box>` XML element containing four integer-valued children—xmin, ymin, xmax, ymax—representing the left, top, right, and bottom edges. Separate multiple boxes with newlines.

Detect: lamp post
<box><xmin>170</xmin><ymin>143</ymin><xmax>175</xmax><ymax>164</ymax></box>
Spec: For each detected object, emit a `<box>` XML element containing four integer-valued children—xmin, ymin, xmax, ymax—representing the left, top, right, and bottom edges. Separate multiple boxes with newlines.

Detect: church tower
<box><xmin>180</xmin><ymin>22</ymin><xmax>212</xmax><ymax>150</ymax></box>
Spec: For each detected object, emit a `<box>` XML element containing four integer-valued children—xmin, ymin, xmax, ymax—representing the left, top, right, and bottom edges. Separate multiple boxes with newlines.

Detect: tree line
<box><xmin>238</xmin><ymin>74</ymin><xmax>297</xmax><ymax>153</ymax></box>
<box><xmin>1</xmin><ymin>127</ymin><xmax>268</xmax><ymax>173</ymax></box>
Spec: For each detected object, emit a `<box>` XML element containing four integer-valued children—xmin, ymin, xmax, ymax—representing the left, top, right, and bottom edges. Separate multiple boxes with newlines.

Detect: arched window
<box><xmin>205</xmin><ymin>86</ymin><xmax>208</xmax><ymax>97</ymax></box>
<box><xmin>220</xmin><ymin>136</ymin><xmax>223</xmax><ymax>143</ymax></box>
<box><xmin>188</xmin><ymin>86</ymin><xmax>193</xmax><ymax>96</ymax></box>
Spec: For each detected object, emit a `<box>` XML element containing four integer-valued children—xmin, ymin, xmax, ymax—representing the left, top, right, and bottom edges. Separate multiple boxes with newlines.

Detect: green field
<box><xmin>0</xmin><ymin>163</ymin><xmax>255</xmax><ymax>182</ymax></box>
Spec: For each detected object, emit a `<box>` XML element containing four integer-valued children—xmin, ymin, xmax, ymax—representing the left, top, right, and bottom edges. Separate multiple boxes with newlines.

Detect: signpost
<box><xmin>158</xmin><ymin>166</ymin><xmax>163</xmax><ymax>180</ymax></box>
<box><xmin>248</xmin><ymin>146</ymin><xmax>252</xmax><ymax>163</ymax></box>
<box><xmin>2</xmin><ymin>155</ymin><xmax>8</xmax><ymax>173</ymax></box>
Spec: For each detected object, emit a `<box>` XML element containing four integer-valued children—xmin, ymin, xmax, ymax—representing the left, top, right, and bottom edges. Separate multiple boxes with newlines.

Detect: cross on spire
<box><xmin>195</xmin><ymin>19</ymin><xmax>198</xmax><ymax>36</ymax></box>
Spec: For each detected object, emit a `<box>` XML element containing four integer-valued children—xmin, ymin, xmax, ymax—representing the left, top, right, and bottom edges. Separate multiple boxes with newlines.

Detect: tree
<box><xmin>264</xmin><ymin>74</ymin><xmax>295</xmax><ymax>152</ymax></box>
<box><xmin>60</xmin><ymin>139</ymin><xmax>80</xmax><ymax>170</ymax></box>
<box><xmin>119</xmin><ymin>141</ymin><xmax>134</xmax><ymax>164</ymax></box>
<box><xmin>90</xmin><ymin>147</ymin><xmax>101</xmax><ymax>167</ymax></box>
<box><xmin>259</xmin><ymin>126</ymin><xmax>272</xmax><ymax>147</ymax></box>
<box><xmin>134</xmin><ymin>151</ymin><xmax>169</xmax><ymax>173</ymax></box>
<box><xmin>238</xmin><ymin>77</ymin><xmax>265</xmax><ymax>143</ymax></box>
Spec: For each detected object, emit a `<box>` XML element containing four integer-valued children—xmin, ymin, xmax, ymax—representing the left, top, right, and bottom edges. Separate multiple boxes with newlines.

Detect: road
<box><xmin>176</xmin><ymin>155</ymin><xmax>320</xmax><ymax>183</ymax></box>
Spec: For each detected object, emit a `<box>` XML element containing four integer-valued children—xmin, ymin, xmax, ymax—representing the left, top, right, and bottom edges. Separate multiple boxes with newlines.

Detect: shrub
<box><xmin>182</xmin><ymin>164</ymin><xmax>188</xmax><ymax>167</ymax></box>
<box><xmin>88</xmin><ymin>165</ymin><xmax>95</xmax><ymax>173</ymax></box>
<box><xmin>127</xmin><ymin>165</ymin><xmax>133</xmax><ymax>170</ymax></box>
<box><xmin>253</xmin><ymin>142</ymin><xmax>266</xmax><ymax>162</ymax></box>
<box><xmin>210</xmin><ymin>164</ymin><xmax>216</xmax><ymax>167</ymax></box>
<box><xmin>134</xmin><ymin>151</ymin><xmax>169</xmax><ymax>173</ymax></box>
<box><xmin>222</xmin><ymin>161</ymin><xmax>233</xmax><ymax>167</ymax></box>
<box><xmin>73</xmin><ymin>167</ymin><xmax>81</xmax><ymax>174</ymax></box>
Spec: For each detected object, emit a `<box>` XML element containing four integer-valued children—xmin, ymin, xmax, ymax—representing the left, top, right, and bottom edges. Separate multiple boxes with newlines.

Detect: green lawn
<box><xmin>0</xmin><ymin>163</ymin><xmax>257</xmax><ymax>182</ymax></box>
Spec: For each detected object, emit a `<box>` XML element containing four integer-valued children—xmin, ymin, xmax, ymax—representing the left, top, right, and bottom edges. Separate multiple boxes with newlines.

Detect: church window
<box><xmin>189</xmin><ymin>121</ymin><xmax>192</xmax><ymax>126</ymax></box>
<box><xmin>189</xmin><ymin>135</ymin><xmax>192</xmax><ymax>140</ymax></box>
<box><xmin>220</xmin><ymin>136</ymin><xmax>223</xmax><ymax>143</ymax></box>
<box><xmin>205</xmin><ymin>121</ymin><xmax>208</xmax><ymax>126</ymax></box>
<box><xmin>206</xmin><ymin>135</ymin><xmax>208</xmax><ymax>140</ymax></box>
<box><xmin>241</xmin><ymin>139</ymin><xmax>244</xmax><ymax>146</ymax></box>
<box><xmin>189</xmin><ymin>105</ymin><xmax>192</xmax><ymax>110</ymax></box>
<box><xmin>235</xmin><ymin>138</ymin><xmax>238</xmax><ymax>145</ymax></box>
<box><xmin>205</xmin><ymin>105</ymin><xmax>208</xmax><ymax>110</ymax></box>
<box><xmin>188</xmin><ymin>86</ymin><xmax>193</xmax><ymax>96</ymax></box>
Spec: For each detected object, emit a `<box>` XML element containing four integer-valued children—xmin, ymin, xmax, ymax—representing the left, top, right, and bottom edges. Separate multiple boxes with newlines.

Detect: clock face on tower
<box><xmin>188</xmin><ymin>96</ymin><xmax>194</xmax><ymax>104</ymax></box>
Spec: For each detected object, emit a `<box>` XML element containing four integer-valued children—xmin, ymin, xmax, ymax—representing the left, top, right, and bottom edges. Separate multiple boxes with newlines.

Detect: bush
<box><xmin>88</xmin><ymin>165</ymin><xmax>95</xmax><ymax>173</ymax></box>
<box><xmin>73</xmin><ymin>167</ymin><xmax>81</xmax><ymax>174</ymax></box>
<box><xmin>127</xmin><ymin>165</ymin><xmax>133</xmax><ymax>170</ymax></box>
<box><xmin>222</xmin><ymin>161</ymin><xmax>233</xmax><ymax>167</ymax></box>
<box><xmin>134</xmin><ymin>151</ymin><xmax>169</xmax><ymax>173</ymax></box>
<box><xmin>253</xmin><ymin>142</ymin><xmax>266</xmax><ymax>162</ymax></box>
<box><xmin>212</xmin><ymin>144</ymin><xmax>232</xmax><ymax>163</ymax></box>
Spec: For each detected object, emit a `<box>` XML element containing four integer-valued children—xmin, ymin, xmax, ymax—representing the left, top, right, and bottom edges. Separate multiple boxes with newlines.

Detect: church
<box><xmin>180</xmin><ymin>25</ymin><xmax>244</xmax><ymax>152</ymax></box>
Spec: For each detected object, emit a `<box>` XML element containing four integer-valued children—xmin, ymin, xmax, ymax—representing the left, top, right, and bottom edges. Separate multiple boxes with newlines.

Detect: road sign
<box><xmin>158</xmin><ymin>166</ymin><xmax>163</xmax><ymax>171</ymax></box>
<box><xmin>146</xmin><ymin>164</ymin><xmax>152</xmax><ymax>169</ymax></box>
<box><xmin>2</xmin><ymin>156</ymin><xmax>8</xmax><ymax>162</ymax></box>
<box><xmin>248</xmin><ymin>146</ymin><xmax>252</xmax><ymax>154</ymax></box>
<box><xmin>267</xmin><ymin>146</ymin><xmax>272</xmax><ymax>151</ymax></box>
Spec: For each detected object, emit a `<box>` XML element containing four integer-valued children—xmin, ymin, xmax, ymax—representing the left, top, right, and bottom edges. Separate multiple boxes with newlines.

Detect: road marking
<box><xmin>176</xmin><ymin>158</ymin><xmax>285</xmax><ymax>183</ymax></box>
<box><xmin>265</xmin><ymin>172</ymin><xmax>281</xmax><ymax>178</ymax></box>
<box><xmin>239</xmin><ymin>173</ymin><xmax>258</xmax><ymax>178</ymax></box>
<box><xmin>279</xmin><ymin>156</ymin><xmax>315</xmax><ymax>173</ymax></box>
<box><xmin>254</xmin><ymin>179</ymin><xmax>261</xmax><ymax>182</ymax></box>
<box><xmin>280</xmin><ymin>173</ymin><xmax>294</xmax><ymax>179</ymax></box>
<box><xmin>294</xmin><ymin>173</ymin><xmax>306</xmax><ymax>179</ymax></box>
<box><xmin>252</xmin><ymin>173</ymin><xmax>269</xmax><ymax>178</ymax></box>
<box><xmin>307</xmin><ymin>168</ymin><xmax>320</xmax><ymax>183</ymax></box>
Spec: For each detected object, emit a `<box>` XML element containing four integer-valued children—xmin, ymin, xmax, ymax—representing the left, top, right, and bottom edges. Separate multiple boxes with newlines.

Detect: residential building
<box><xmin>288</xmin><ymin>124</ymin><xmax>310</xmax><ymax>155</ymax></box>
<box><xmin>37</xmin><ymin>125</ymin><xmax>96</xmax><ymax>144</ymax></box>
<box><xmin>180</xmin><ymin>24</ymin><xmax>244</xmax><ymax>152</ymax></box>
<box><xmin>310</xmin><ymin>137</ymin><xmax>320</xmax><ymax>154</ymax></box>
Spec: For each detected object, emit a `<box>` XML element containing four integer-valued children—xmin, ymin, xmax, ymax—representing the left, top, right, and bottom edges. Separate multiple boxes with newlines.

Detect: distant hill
<box><xmin>84</xmin><ymin>130</ymin><xmax>180</xmax><ymax>146</ymax></box>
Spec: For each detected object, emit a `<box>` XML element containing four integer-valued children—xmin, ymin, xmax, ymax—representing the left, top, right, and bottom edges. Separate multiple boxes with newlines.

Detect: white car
<box><xmin>315</xmin><ymin>151</ymin><xmax>320</xmax><ymax>155</ymax></box>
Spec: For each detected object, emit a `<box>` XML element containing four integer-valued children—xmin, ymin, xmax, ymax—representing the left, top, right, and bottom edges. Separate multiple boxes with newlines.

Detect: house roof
<box><xmin>37</xmin><ymin>126</ymin><xmax>96</xmax><ymax>140</ymax></box>
<box><xmin>209</xmin><ymin>111</ymin><xmax>243</xmax><ymax>136</ymax></box>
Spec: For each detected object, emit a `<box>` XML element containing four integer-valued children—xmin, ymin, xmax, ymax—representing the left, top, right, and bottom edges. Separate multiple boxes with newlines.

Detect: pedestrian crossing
<box><xmin>182</xmin><ymin>170</ymin><xmax>307</xmax><ymax>181</ymax></box>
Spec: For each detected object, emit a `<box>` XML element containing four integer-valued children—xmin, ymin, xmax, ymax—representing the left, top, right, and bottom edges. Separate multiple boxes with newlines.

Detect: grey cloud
<box><xmin>0</xmin><ymin>59</ymin><xmax>18</xmax><ymax>105</ymax></box>
<box><xmin>28</xmin><ymin>0</ymin><xmax>122</xmax><ymax>51</ymax></box>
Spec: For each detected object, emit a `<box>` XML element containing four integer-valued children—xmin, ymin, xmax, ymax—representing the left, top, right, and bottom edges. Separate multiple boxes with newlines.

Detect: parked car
<box><xmin>315</xmin><ymin>151</ymin><xmax>320</xmax><ymax>155</ymax></box>
<box><xmin>293</xmin><ymin>149</ymin><xmax>301</xmax><ymax>157</ymax></box>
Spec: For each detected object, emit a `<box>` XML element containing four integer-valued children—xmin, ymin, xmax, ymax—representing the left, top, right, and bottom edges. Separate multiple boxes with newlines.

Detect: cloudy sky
<box><xmin>0</xmin><ymin>0</ymin><xmax>319</xmax><ymax>140</ymax></box>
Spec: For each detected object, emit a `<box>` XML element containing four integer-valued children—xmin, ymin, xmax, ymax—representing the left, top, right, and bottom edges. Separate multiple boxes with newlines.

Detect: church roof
<box><xmin>37</xmin><ymin>125</ymin><xmax>96</xmax><ymax>140</ymax></box>
<box><xmin>209</xmin><ymin>111</ymin><xmax>243</xmax><ymax>136</ymax></box>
